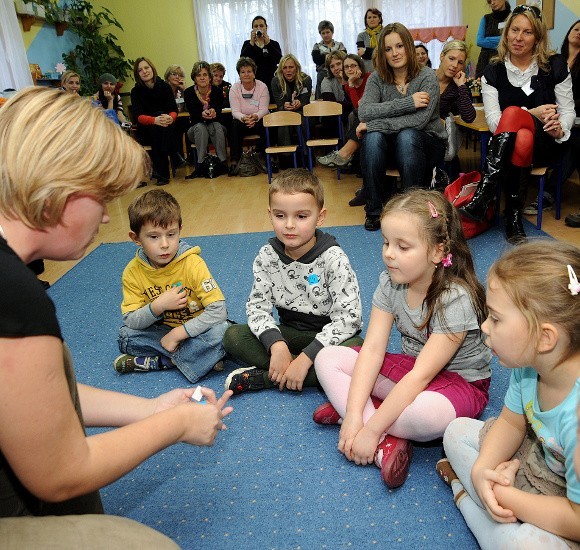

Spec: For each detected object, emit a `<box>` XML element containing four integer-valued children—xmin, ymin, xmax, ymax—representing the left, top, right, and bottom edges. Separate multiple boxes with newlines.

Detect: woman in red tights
<box><xmin>460</xmin><ymin>5</ymin><xmax>575</xmax><ymax>244</ymax></box>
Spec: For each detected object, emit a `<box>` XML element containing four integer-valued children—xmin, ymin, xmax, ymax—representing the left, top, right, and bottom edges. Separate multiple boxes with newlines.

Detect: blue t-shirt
<box><xmin>504</xmin><ymin>368</ymin><xmax>580</xmax><ymax>504</ymax></box>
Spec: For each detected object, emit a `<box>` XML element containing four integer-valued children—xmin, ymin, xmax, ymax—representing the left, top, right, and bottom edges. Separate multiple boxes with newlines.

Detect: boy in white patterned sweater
<box><xmin>223</xmin><ymin>169</ymin><xmax>363</xmax><ymax>394</ymax></box>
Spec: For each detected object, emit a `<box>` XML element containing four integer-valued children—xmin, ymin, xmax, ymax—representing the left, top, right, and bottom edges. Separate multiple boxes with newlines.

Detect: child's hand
<box><xmin>472</xmin><ymin>466</ymin><xmax>517</xmax><ymax>523</ymax></box>
<box><xmin>349</xmin><ymin>426</ymin><xmax>381</xmax><ymax>465</ymax></box>
<box><xmin>338</xmin><ymin>413</ymin><xmax>364</xmax><ymax>460</ymax></box>
<box><xmin>160</xmin><ymin>325</ymin><xmax>187</xmax><ymax>353</ymax></box>
<box><xmin>154</xmin><ymin>286</ymin><xmax>188</xmax><ymax>314</ymax></box>
<box><xmin>494</xmin><ymin>459</ymin><xmax>519</xmax><ymax>486</ymax></box>
<box><xmin>268</xmin><ymin>341</ymin><xmax>292</xmax><ymax>386</ymax></box>
<box><xmin>279</xmin><ymin>353</ymin><xmax>311</xmax><ymax>391</ymax></box>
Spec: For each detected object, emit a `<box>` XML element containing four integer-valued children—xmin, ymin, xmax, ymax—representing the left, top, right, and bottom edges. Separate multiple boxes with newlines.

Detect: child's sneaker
<box><xmin>374</xmin><ymin>434</ymin><xmax>413</xmax><ymax>489</ymax></box>
<box><xmin>313</xmin><ymin>401</ymin><xmax>341</xmax><ymax>425</ymax></box>
<box><xmin>114</xmin><ymin>354</ymin><xmax>160</xmax><ymax>373</ymax></box>
<box><xmin>224</xmin><ymin>366</ymin><xmax>265</xmax><ymax>394</ymax></box>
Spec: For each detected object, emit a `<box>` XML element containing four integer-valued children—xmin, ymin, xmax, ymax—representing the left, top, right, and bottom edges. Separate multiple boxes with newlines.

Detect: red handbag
<box><xmin>444</xmin><ymin>171</ymin><xmax>494</xmax><ymax>239</ymax></box>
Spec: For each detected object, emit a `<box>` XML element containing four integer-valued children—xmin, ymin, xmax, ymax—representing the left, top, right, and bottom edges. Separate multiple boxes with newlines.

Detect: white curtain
<box><xmin>192</xmin><ymin>0</ymin><xmax>462</xmax><ymax>83</ymax></box>
<box><xmin>0</xmin><ymin>0</ymin><xmax>33</xmax><ymax>90</ymax></box>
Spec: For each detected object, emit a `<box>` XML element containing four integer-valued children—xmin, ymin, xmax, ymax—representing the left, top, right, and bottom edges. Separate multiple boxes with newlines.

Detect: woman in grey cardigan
<box><xmin>357</xmin><ymin>23</ymin><xmax>447</xmax><ymax>231</ymax></box>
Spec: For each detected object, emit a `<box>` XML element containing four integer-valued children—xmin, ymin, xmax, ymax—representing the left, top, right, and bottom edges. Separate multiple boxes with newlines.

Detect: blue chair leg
<box><xmin>266</xmin><ymin>154</ymin><xmax>272</xmax><ymax>184</ymax></box>
<box><xmin>537</xmin><ymin>173</ymin><xmax>544</xmax><ymax>230</ymax></box>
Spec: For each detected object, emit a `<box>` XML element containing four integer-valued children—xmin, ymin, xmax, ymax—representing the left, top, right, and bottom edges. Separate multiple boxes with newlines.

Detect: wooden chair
<box><xmin>303</xmin><ymin>101</ymin><xmax>343</xmax><ymax>179</ymax></box>
<box><xmin>263</xmin><ymin>111</ymin><xmax>303</xmax><ymax>183</ymax></box>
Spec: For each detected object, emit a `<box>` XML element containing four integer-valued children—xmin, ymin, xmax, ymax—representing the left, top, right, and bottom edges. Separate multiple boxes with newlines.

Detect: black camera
<box><xmin>256</xmin><ymin>30</ymin><xmax>263</xmax><ymax>37</ymax></box>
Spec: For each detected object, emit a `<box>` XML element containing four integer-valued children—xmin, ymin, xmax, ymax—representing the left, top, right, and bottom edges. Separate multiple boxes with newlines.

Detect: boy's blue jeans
<box><xmin>117</xmin><ymin>321</ymin><xmax>229</xmax><ymax>383</ymax></box>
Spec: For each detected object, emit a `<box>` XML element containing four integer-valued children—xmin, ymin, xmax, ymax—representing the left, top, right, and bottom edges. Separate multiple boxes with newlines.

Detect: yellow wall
<box><xmin>91</xmin><ymin>0</ymin><xmax>199</xmax><ymax>89</ymax></box>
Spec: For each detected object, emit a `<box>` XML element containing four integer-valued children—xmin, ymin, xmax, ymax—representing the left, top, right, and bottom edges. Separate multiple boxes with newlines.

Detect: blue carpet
<box><xmin>48</xmin><ymin>221</ymin><xmax>549</xmax><ymax>549</ymax></box>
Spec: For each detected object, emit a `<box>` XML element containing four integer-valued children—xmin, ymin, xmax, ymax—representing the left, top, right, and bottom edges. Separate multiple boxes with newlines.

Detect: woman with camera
<box><xmin>240</xmin><ymin>15</ymin><xmax>282</xmax><ymax>97</ymax></box>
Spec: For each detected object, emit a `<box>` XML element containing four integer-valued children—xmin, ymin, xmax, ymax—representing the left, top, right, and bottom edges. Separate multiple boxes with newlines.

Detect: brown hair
<box><xmin>236</xmin><ymin>56</ymin><xmax>257</xmax><ymax>75</ymax></box>
<box><xmin>0</xmin><ymin>88</ymin><xmax>147</xmax><ymax>229</ymax></box>
<box><xmin>324</xmin><ymin>50</ymin><xmax>347</xmax><ymax>77</ymax></box>
<box><xmin>342</xmin><ymin>53</ymin><xmax>366</xmax><ymax>80</ymax></box>
<box><xmin>210</xmin><ymin>62</ymin><xmax>226</xmax><ymax>75</ymax></box>
<box><xmin>191</xmin><ymin>61</ymin><xmax>211</xmax><ymax>81</ymax></box>
<box><xmin>269</xmin><ymin>168</ymin><xmax>324</xmax><ymax>210</ymax></box>
<box><xmin>381</xmin><ymin>189</ymin><xmax>487</xmax><ymax>333</ymax></box>
<box><xmin>375</xmin><ymin>23</ymin><xmax>421</xmax><ymax>84</ymax></box>
<box><xmin>488</xmin><ymin>241</ymin><xmax>580</xmax><ymax>361</ymax></box>
<box><xmin>128</xmin><ymin>189</ymin><xmax>182</xmax><ymax>235</ymax></box>
<box><xmin>364</xmin><ymin>8</ymin><xmax>383</xmax><ymax>27</ymax></box>
<box><xmin>133</xmin><ymin>57</ymin><xmax>158</xmax><ymax>86</ymax></box>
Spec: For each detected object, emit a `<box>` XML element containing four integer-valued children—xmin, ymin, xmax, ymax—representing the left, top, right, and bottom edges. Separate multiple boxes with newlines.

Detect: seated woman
<box><xmin>228</xmin><ymin>57</ymin><xmax>270</xmax><ymax>176</ymax></box>
<box><xmin>60</xmin><ymin>70</ymin><xmax>80</xmax><ymax>94</ymax></box>
<box><xmin>90</xmin><ymin>73</ymin><xmax>126</xmax><ymax>125</ymax></box>
<box><xmin>318</xmin><ymin>53</ymin><xmax>370</xmax><ymax>169</ymax></box>
<box><xmin>210</xmin><ymin>62</ymin><xmax>231</xmax><ymax>108</ymax></box>
<box><xmin>164</xmin><ymin>65</ymin><xmax>188</xmax><ymax>160</ymax></box>
<box><xmin>357</xmin><ymin>22</ymin><xmax>447</xmax><ymax>231</ymax></box>
<box><xmin>270</xmin><ymin>54</ymin><xmax>313</xmax><ymax>151</ymax></box>
<box><xmin>415</xmin><ymin>44</ymin><xmax>432</xmax><ymax>68</ymax></box>
<box><xmin>164</xmin><ymin>64</ymin><xmax>186</xmax><ymax>111</ymax></box>
<box><xmin>131</xmin><ymin>57</ymin><xmax>182</xmax><ymax>185</ymax></box>
<box><xmin>312</xmin><ymin>20</ymin><xmax>347</xmax><ymax>99</ymax></box>
<box><xmin>436</xmin><ymin>40</ymin><xmax>476</xmax><ymax>179</ymax></box>
<box><xmin>459</xmin><ymin>5</ymin><xmax>575</xmax><ymax>244</ymax></box>
<box><xmin>183</xmin><ymin>61</ymin><xmax>227</xmax><ymax>174</ymax></box>
<box><xmin>524</xmin><ymin>18</ymin><xmax>580</xmax><ymax>222</ymax></box>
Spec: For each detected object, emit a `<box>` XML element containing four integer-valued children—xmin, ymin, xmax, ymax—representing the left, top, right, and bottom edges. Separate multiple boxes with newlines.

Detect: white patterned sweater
<box><xmin>247</xmin><ymin>230</ymin><xmax>363</xmax><ymax>361</ymax></box>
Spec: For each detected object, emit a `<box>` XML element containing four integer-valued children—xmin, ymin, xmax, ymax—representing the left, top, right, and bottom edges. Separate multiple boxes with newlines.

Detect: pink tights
<box><xmin>314</xmin><ymin>346</ymin><xmax>457</xmax><ymax>442</ymax></box>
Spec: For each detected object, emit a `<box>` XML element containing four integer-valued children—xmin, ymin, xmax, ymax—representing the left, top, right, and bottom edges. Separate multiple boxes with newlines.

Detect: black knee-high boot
<box><xmin>460</xmin><ymin>132</ymin><xmax>515</xmax><ymax>221</ymax></box>
<box><xmin>504</xmin><ymin>165</ymin><xmax>529</xmax><ymax>245</ymax></box>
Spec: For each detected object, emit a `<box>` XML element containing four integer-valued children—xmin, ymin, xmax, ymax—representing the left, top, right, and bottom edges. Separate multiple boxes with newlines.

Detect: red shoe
<box><xmin>312</xmin><ymin>401</ymin><xmax>341</xmax><ymax>425</ymax></box>
<box><xmin>374</xmin><ymin>434</ymin><xmax>413</xmax><ymax>489</ymax></box>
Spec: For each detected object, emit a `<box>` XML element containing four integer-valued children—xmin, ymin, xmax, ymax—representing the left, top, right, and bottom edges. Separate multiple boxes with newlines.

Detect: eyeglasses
<box><xmin>343</xmin><ymin>63</ymin><xmax>359</xmax><ymax>70</ymax></box>
<box><xmin>512</xmin><ymin>4</ymin><xmax>541</xmax><ymax>19</ymax></box>
<box><xmin>170</xmin><ymin>72</ymin><xmax>184</xmax><ymax>78</ymax></box>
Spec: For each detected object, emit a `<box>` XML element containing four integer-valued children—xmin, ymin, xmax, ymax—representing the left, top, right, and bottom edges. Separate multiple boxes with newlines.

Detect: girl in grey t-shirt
<box><xmin>314</xmin><ymin>190</ymin><xmax>491</xmax><ymax>489</ymax></box>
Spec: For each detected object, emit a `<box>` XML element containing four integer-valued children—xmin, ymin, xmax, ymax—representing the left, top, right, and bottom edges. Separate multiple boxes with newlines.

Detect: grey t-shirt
<box><xmin>320</xmin><ymin>77</ymin><xmax>345</xmax><ymax>102</ymax></box>
<box><xmin>372</xmin><ymin>270</ymin><xmax>491</xmax><ymax>382</ymax></box>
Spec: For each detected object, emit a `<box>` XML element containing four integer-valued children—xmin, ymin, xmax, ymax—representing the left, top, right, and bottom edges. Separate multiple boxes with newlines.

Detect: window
<box><xmin>193</xmin><ymin>0</ymin><xmax>462</xmax><ymax>81</ymax></box>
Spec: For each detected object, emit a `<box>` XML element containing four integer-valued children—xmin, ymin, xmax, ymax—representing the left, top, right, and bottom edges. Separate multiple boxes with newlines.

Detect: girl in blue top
<box><xmin>440</xmin><ymin>241</ymin><xmax>580</xmax><ymax>548</ymax></box>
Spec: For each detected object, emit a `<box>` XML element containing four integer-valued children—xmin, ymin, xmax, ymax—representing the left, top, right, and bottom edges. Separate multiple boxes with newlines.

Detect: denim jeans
<box><xmin>360</xmin><ymin>128</ymin><xmax>446</xmax><ymax>217</ymax></box>
<box><xmin>117</xmin><ymin>321</ymin><xmax>229</xmax><ymax>383</ymax></box>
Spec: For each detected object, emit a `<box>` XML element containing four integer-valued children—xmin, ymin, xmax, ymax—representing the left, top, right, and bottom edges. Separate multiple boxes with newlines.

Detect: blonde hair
<box><xmin>440</xmin><ymin>40</ymin><xmax>468</xmax><ymax>58</ymax></box>
<box><xmin>269</xmin><ymin>168</ymin><xmax>324</xmax><ymax>210</ymax></box>
<box><xmin>488</xmin><ymin>241</ymin><xmax>580</xmax><ymax>361</ymax></box>
<box><xmin>164</xmin><ymin>64</ymin><xmax>185</xmax><ymax>81</ymax></box>
<box><xmin>60</xmin><ymin>70</ymin><xmax>80</xmax><ymax>87</ymax></box>
<box><xmin>375</xmin><ymin>23</ymin><xmax>421</xmax><ymax>84</ymax></box>
<box><xmin>274</xmin><ymin>54</ymin><xmax>308</xmax><ymax>99</ymax></box>
<box><xmin>495</xmin><ymin>9</ymin><xmax>556</xmax><ymax>72</ymax></box>
<box><xmin>0</xmin><ymin>87</ymin><xmax>147</xmax><ymax>229</ymax></box>
<box><xmin>381</xmin><ymin>189</ymin><xmax>487</xmax><ymax>332</ymax></box>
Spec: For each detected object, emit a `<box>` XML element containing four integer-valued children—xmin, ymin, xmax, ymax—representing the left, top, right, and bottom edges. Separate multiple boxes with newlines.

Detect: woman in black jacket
<box><xmin>131</xmin><ymin>57</ymin><xmax>182</xmax><ymax>185</ymax></box>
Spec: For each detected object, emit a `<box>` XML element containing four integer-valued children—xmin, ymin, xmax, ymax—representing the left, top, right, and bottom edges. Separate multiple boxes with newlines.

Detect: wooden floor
<box><xmin>42</xmin><ymin>147</ymin><xmax>580</xmax><ymax>286</ymax></box>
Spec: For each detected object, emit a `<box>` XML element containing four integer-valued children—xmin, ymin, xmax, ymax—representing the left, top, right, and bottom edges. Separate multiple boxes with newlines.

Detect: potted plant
<box><xmin>62</xmin><ymin>0</ymin><xmax>132</xmax><ymax>95</ymax></box>
<box><xmin>22</xmin><ymin>1</ymin><xmax>69</xmax><ymax>35</ymax></box>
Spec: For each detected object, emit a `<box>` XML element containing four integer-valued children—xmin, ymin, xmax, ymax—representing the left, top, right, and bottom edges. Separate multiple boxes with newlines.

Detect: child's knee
<box><xmin>222</xmin><ymin>323</ymin><xmax>250</xmax><ymax>353</ymax></box>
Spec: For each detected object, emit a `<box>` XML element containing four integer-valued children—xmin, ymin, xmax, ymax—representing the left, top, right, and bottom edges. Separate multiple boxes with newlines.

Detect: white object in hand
<box><xmin>191</xmin><ymin>385</ymin><xmax>206</xmax><ymax>404</ymax></box>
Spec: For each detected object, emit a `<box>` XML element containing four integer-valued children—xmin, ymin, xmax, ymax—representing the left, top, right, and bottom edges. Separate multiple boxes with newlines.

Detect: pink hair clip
<box><xmin>428</xmin><ymin>201</ymin><xmax>438</xmax><ymax>218</ymax></box>
<box><xmin>442</xmin><ymin>253</ymin><xmax>453</xmax><ymax>268</ymax></box>
<box><xmin>567</xmin><ymin>265</ymin><xmax>580</xmax><ymax>296</ymax></box>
